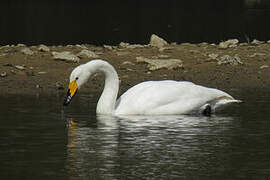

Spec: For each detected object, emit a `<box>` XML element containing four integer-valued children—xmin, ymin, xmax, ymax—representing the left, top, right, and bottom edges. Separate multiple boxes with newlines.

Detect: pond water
<box><xmin>0</xmin><ymin>90</ymin><xmax>270</xmax><ymax>179</ymax></box>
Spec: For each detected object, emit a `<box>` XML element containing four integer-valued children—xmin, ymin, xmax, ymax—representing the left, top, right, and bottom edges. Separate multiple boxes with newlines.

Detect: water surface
<box><xmin>0</xmin><ymin>91</ymin><xmax>270</xmax><ymax>179</ymax></box>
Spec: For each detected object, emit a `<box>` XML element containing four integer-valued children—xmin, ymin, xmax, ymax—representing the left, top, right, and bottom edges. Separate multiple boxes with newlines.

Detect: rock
<box><xmin>260</xmin><ymin>65</ymin><xmax>269</xmax><ymax>69</ymax></box>
<box><xmin>189</xmin><ymin>50</ymin><xmax>200</xmax><ymax>54</ymax></box>
<box><xmin>104</xmin><ymin>45</ymin><xmax>114</xmax><ymax>50</ymax></box>
<box><xmin>119</xmin><ymin>42</ymin><xmax>130</xmax><ymax>48</ymax></box>
<box><xmin>20</xmin><ymin>47</ymin><xmax>34</xmax><ymax>55</ymax></box>
<box><xmin>239</xmin><ymin>43</ymin><xmax>248</xmax><ymax>46</ymax></box>
<box><xmin>121</xmin><ymin>61</ymin><xmax>135</xmax><ymax>66</ymax></box>
<box><xmin>75</xmin><ymin>44</ymin><xmax>87</xmax><ymax>49</ymax></box>
<box><xmin>0</xmin><ymin>45</ymin><xmax>10</xmax><ymax>49</ymax></box>
<box><xmin>119</xmin><ymin>42</ymin><xmax>145</xmax><ymax>49</ymax></box>
<box><xmin>208</xmin><ymin>53</ymin><xmax>219</xmax><ymax>60</ymax></box>
<box><xmin>136</xmin><ymin>56</ymin><xmax>183</xmax><ymax>71</ymax></box>
<box><xmin>38</xmin><ymin>44</ymin><xmax>50</xmax><ymax>52</ymax></box>
<box><xmin>77</xmin><ymin>49</ymin><xmax>99</xmax><ymax>58</ymax></box>
<box><xmin>149</xmin><ymin>34</ymin><xmax>168</xmax><ymax>48</ymax></box>
<box><xmin>38</xmin><ymin>71</ymin><xmax>47</xmax><ymax>74</ymax></box>
<box><xmin>158</xmin><ymin>46</ymin><xmax>174</xmax><ymax>52</ymax></box>
<box><xmin>158</xmin><ymin>54</ymin><xmax>170</xmax><ymax>58</ymax></box>
<box><xmin>14</xmin><ymin>65</ymin><xmax>25</xmax><ymax>70</ymax></box>
<box><xmin>0</xmin><ymin>72</ymin><xmax>7</xmax><ymax>77</ymax></box>
<box><xmin>219</xmin><ymin>39</ymin><xmax>239</xmax><ymax>49</ymax></box>
<box><xmin>198</xmin><ymin>42</ymin><xmax>209</xmax><ymax>47</ymax></box>
<box><xmin>17</xmin><ymin>43</ymin><xmax>26</xmax><ymax>47</ymax></box>
<box><xmin>217</xmin><ymin>55</ymin><xmax>243</xmax><ymax>65</ymax></box>
<box><xmin>251</xmin><ymin>39</ymin><xmax>264</xmax><ymax>45</ymax></box>
<box><xmin>52</xmin><ymin>51</ymin><xmax>80</xmax><ymax>63</ymax></box>
<box><xmin>249</xmin><ymin>53</ymin><xmax>267</xmax><ymax>57</ymax></box>
<box><xmin>267</xmin><ymin>40</ymin><xmax>270</xmax><ymax>44</ymax></box>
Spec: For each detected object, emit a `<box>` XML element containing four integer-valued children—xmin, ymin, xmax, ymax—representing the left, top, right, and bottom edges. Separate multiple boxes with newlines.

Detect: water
<box><xmin>0</xmin><ymin>90</ymin><xmax>270</xmax><ymax>179</ymax></box>
<box><xmin>1</xmin><ymin>0</ymin><xmax>270</xmax><ymax>45</ymax></box>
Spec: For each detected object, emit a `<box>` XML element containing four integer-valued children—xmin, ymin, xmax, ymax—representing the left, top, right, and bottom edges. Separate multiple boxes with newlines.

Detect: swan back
<box><xmin>115</xmin><ymin>80</ymin><xmax>236</xmax><ymax>115</ymax></box>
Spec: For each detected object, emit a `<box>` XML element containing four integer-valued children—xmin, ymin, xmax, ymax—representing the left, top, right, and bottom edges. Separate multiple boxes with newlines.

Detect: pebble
<box><xmin>14</xmin><ymin>65</ymin><xmax>25</xmax><ymax>70</ymax></box>
<box><xmin>149</xmin><ymin>34</ymin><xmax>168</xmax><ymax>48</ymax></box>
<box><xmin>38</xmin><ymin>71</ymin><xmax>47</xmax><ymax>74</ymax></box>
<box><xmin>136</xmin><ymin>56</ymin><xmax>183</xmax><ymax>71</ymax></box>
<box><xmin>121</xmin><ymin>61</ymin><xmax>135</xmax><ymax>66</ymax></box>
<box><xmin>219</xmin><ymin>39</ymin><xmax>239</xmax><ymax>49</ymax></box>
<box><xmin>52</xmin><ymin>51</ymin><xmax>80</xmax><ymax>63</ymax></box>
<box><xmin>38</xmin><ymin>44</ymin><xmax>50</xmax><ymax>52</ymax></box>
<box><xmin>0</xmin><ymin>72</ymin><xmax>7</xmax><ymax>77</ymax></box>
<box><xmin>251</xmin><ymin>39</ymin><xmax>264</xmax><ymax>45</ymax></box>
<box><xmin>249</xmin><ymin>53</ymin><xmax>267</xmax><ymax>57</ymax></box>
<box><xmin>260</xmin><ymin>65</ymin><xmax>269</xmax><ymax>69</ymax></box>
<box><xmin>217</xmin><ymin>55</ymin><xmax>243</xmax><ymax>65</ymax></box>
<box><xmin>77</xmin><ymin>49</ymin><xmax>99</xmax><ymax>58</ymax></box>
<box><xmin>20</xmin><ymin>47</ymin><xmax>34</xmax><ymax>55</ymax></box>
<box><xmin>208</xmin><ymin>53</ymin><xmax>219</xmax><ymax>60</ymax></box>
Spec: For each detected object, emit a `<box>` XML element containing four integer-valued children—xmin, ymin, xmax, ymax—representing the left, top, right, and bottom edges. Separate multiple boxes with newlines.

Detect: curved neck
<box><xmin>85</xmin><ymin>60</ymin><xmax>119</xmax><ymax>114</ymax></box>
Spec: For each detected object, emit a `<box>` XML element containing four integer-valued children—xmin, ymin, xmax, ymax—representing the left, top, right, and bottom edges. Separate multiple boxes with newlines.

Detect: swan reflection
<box><xmin>66</xmin><ymin>114</ymin><xmax>234</xmax><ymax>178</ymax></box>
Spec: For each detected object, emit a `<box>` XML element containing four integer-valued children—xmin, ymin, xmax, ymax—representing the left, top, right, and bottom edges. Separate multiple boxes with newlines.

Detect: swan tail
<box><xmin>199</xmin><ymin>96</ymin><xmax>242</xmax><ymax>115</ymax></box>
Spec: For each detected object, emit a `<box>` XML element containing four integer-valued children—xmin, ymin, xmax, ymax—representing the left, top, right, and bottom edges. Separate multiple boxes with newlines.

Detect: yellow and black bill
<box><xmin>63</xmin><ymin>80</ymin><xmax>78</xmax><ymax>106</ymax></box>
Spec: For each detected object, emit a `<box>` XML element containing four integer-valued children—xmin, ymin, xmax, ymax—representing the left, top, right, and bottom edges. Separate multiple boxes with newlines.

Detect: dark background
<box><xmin>0</xmin><ymin>0</ymin><xmax>270</xmax><ymax>45</ymax></box>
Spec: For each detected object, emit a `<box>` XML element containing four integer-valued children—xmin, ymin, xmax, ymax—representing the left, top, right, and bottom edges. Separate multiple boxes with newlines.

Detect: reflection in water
<box><xmin>66</xmin><ymin>114</ymin><xmax>235</xmax><ymax>179</ymax></box>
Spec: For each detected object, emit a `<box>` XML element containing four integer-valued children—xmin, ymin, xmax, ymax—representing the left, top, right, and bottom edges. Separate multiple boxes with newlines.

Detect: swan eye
<box><xmin>75</xmin><ymin>77</ymin><xmax>79</xmax><ymax>80</ymax></box>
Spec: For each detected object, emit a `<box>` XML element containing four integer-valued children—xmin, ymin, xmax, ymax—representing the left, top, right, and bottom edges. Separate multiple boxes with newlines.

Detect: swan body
<box><xmin>64</xmin><ymin>60</ymin><xmax>241</xmax><ymax>115</ymax></box>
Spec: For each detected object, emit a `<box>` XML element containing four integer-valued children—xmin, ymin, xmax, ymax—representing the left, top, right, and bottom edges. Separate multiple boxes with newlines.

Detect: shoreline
<box><xmin>1</xmin><ymin>36</ymin><xmax>270</xmax><ymax>98</ymax></box>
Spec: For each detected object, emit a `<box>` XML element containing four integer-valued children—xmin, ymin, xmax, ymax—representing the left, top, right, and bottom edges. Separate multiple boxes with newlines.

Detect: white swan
<box><xmin>63</xmin><ymin>59</ymin><xmax>241</xmax><ymax>115</ymax></box>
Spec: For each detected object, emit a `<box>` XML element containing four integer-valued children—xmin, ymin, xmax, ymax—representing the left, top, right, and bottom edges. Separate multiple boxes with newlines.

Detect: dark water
<box><xmin>1</xmin><ymin>0</ymin><xmax>270</xmax><ymax>45</ymax></box>
<box><xmin>0</xmin><ymin>90</ymin><xmax>270</xmax><ymax>179</ymax></box>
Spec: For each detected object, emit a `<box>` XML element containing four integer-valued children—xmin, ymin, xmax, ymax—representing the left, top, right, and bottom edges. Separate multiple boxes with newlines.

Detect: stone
<box><xmin>158</xmin><ymin>46</ymin><xmax>174</xmax><ymax>52</ymax></box>
<box><xmin>121</xmin><ymin>61</ymin><xmax>135</xmax><ymax>66</ymax></box>
<box><xmin>0</xmin><ymin>72</ymin><xmax>7</xmax><ymax>77</ymax></box>
<box><xmin>20</xmin><ymin>47</ymin><xmax>34</xmax><ymax>55</ymax></box>
<box><xmin>38</xmin><ymin>44</ymin><xmax>50</xmax><ymax>52</ymax></box>
<box><xmin>260</xmin><ymin>65</ymin><xmax>269</xmax><ymax>69</ymax></box>
<box><xmin>77</xmin><ymin>49</ymin><xmax>99</xmax><ymax>58</ymax></box>
<box><xmin>217</xmin><ymin>55</ymin><xmax>243</xmax><ymax>65</ymax></box>
<box><xmin>14</xmin><ymin>65</ymin><xmax>25</xmax><ymax>70</ymax></box>
<box><xmin>119</xmin><ymin>42</ymin><xmax>130</xmax><ymax>48</ymax></box>
<box><xmin>251</xmin><ymin>39</ymin><xmax>264</xmax><ymax>45</ymax></box>
<box><xmin>17</xmin><ymin>43</ymin><xmax>26</xmax><ymax>47</ymax></box>
<box><xmin>249</xmin><ymin>53</ymin><xmax>267</xmax><ymax>57</ymax></box>
<box><xmin>136</xmin><ymin>56</ymin><xmax>183</xmax><ymax>71</ymax></box>
<box><xmin>75</xmin><ymin>44</ymin><xmax>87</xmax><ymax>49</ymax></box>
<box><xmin>52</xmin><ymin>51</ymin><xmax>80</xmax><ymax>63</ymax></box>
<box><xmin>267</xmin><ymin>40</ymin><xmax>270</xmax><ymax>44</ymax></box>
<box><xmin>219</xmin><ymin>39</ymin><xmax>239</xmax><ymax>49</ymax></box>
<box><xmin>208</xmin><ymin>53</ymin><xmax>219</xmax><ymax>60</ymax></box>
<box><xmin>149</xmin><ymin>34</ymin><xmax>168</xmax><ymax>48</ymax></box>
<box><xmin>104</xmin><ymin>45</ymin><xmax>114</xmax><ymax>50</ymax></box>
<box><xmin>119</xmin><ymin>42</ymin><xmax>145</xmax><ymax>49</ymax></box>
<box><xmin>38</xmin><ymin>71</ymin><xmax>47</xmax><ymax>74</ymax></box>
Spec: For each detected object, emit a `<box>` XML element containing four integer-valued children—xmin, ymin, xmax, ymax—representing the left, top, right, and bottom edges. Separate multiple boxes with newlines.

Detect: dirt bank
<box><xmin>0</xmin><ymin>41</ymin><xmax>270</xmax><ymax>99</ymax></box>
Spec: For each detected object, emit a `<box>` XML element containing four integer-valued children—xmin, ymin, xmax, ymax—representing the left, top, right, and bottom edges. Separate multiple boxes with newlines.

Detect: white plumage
<box><xmin>64</xmin><ymin>60</ymin><xmax>241</xmax><ymax>115</ymax></box>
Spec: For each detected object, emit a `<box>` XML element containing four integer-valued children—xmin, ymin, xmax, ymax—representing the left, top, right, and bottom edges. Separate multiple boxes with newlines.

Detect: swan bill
<box><xmin>63</xmin><ymin>80</ymin><xmax>78</xmax><ymax>106</ymax></box>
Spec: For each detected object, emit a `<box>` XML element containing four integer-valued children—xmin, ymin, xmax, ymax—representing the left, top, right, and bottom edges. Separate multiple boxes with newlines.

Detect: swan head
<box><xmin>63</xmin><ymin>64</ymin><xmax>91</xmax><ymax>106</ymax></box>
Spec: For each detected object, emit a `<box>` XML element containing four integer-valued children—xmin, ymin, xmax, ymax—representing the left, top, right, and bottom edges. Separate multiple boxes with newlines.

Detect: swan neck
<box><xmin>89</xmin><ymin>61</ymin><xmax>119</xmax><ymax>114</ymax></box>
